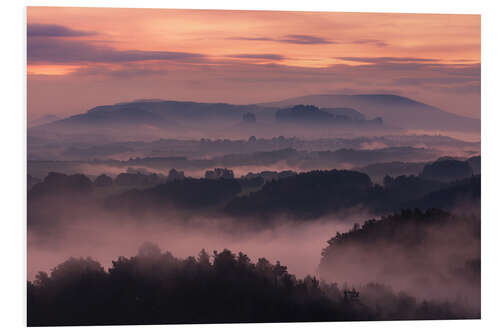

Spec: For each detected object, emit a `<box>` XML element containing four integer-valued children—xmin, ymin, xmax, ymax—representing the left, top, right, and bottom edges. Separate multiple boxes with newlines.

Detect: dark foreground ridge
<box><xmin>28</xmin><ymin>240</ymin><xmax>477</xmax><ymax>326</ymax></box>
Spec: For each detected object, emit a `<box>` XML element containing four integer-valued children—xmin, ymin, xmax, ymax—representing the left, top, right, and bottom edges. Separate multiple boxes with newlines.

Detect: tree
<box><xmin>242</xmin><ymin>112</ymin><xmax>256</xmax><ymax>123</ymax></box>
<box><xmin>94</xmin><ymin>174</ymin><xmax>113</xmax><ymax>187</ymax></box>
<box><xmin>198</xmin><ymin>249</ymin><xmax>211</xmax><ymax>266</ymax></box>
<box><xmin>137</xmin><ymin>241</ymin><xmax>162</xmax><ymax>258</ymax></box>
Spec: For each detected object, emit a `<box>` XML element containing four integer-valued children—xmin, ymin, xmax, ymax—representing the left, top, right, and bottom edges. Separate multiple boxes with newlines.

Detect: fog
<box><xmin>318</xmin><ymin>211</ymin><xmax>480</xmax><ymax>311</ymax></box>
<box><xmin>27</xmin><ymin>214</ymin><xmax>365</xmax><ymax>281</ymax></box>
<box><xmin>26</xmin><ymin>114</ymin><xmax>481</xmax><ymax>322</ymax></box>
<box><xmin>27</xmin><ymin>208</ymin><xmax>480</xmax><ymax>316</ymax></box>
<box><xmin>404</xmin><ymin>129</ymin><xmax>481</xmax><ymax>143</ymax></box>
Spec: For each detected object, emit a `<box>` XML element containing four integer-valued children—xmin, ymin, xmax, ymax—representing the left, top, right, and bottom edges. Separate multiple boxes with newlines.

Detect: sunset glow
<box><xmin>26</xmin><ymin>7</ymin><xmax>483</xmax><ymax>325</ymax></box>
<box><xmin>27</xmin><ymin>7</ymin><xmax>480</xmax><ymax>118</ymax></box>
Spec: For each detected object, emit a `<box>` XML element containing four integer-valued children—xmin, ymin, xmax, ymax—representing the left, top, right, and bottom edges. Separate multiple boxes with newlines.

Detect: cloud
<box><xmin>392</xmin><ymin>76</ymin><xmax>479</xmax><ymax>86</ymax></box>
<box><xmin>227</xmin><ymin>54</ymin><xmax>285</xmax><ymax>60</ymax></box>
<box><xmin>27</xmin><ymin>58</ymin><xmax>481</xmax><ymax>120</ymax></box>
<box><xmin>278</xmin><ymin>34</ymin><xmax>334</xmax><ymax>45</ymax></box>
<box><xmin>229</xmin><ymin>34</ymin><xmax>334</xmax><ymax>45</ymax></box>
<box><xmin>70</xmin><ymin>64</ymin><xmax>170</xmax><ymax>78</ymax></box>
<box><xmin>228</xmin><ymin>37</ymin><xmax>274</xmax><ymax>42</ymax></box>
<box><xmin>438</xmin><ymin>83</ymin><xmax>481</xmax><ymax>94</ymax></box>
<box><xmin>27</xmin><ymin>37</ymin><xmax>206</xmax><ymax>64</ymax></box>
<box><xmin>325</xmin><ymin>87</ymin><xmax>406</xmax><ymax>96</ymax></box>
<box><xmin>337</xmin><ymin>57</ymin><xmax>438</xmax><ymax>64</ymax></box>
<box><xmin>392</xmin><ymin>76</ymin><xmax>480</xmax><ymax>95</ymax></box>
<box><xmin>28</xmin><ymin>23</ymin><xmax>96</xmax><ymax>37</ymax></box>
<box><xmin>229</xmin><ymin>36</ymin><xmax>388</xmax><ymax>46</ymax></box>
<box><xmin>351</xmin><ymin>39</ymin><xmax>388</xmax><ymax>47</ymax></box>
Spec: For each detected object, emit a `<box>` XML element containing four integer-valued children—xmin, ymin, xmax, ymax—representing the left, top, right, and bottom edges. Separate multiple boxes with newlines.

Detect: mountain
<box><xmin>30</xmin><ymin>94</ymin><xmax>479</xmax><ymax>140</ymax></box>
<box><xmin>29</xmin><ymin>100</ymin><xmax>278</xmax><ymax>141</ymax></box>
<box><xmin>28</xmin><ymin>114</ymin><xmax>61</xmax><ymax>127</ymax></box>
<box><xmin>319</xmin><ymin>209</ymin><xmax>480</xmax><ymax>305</ymax></box>
<box><xmin>323</xmin><ymin>107</ymin><xmax>366</xmax><ymax>120</ymax></box>
<box><xmin>275</xmin><ymin>104</ymin><xmax>381</xmax><ymax>125</ymax></box>
<box><xmin>45</xmin><ymin>100</ymin><xmax>273</xmax><ymax>127</ymax></box>
<box><xmin>261</xmin><ymin>94</ymin><xmax>479</xmax><ymax>132</ymax></box>
<box><xmin>355</xmin><ymin>161</ymin><xmax>427</xmax><ymax>183</ymax></box>
<box><xmin>403</xmin><ymin>175</ymin><xmax>480</xmax><ymax>211</ymax></box>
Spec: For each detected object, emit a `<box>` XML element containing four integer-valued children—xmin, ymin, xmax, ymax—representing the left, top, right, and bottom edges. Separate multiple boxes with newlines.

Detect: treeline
<box><xmin>29</xmin><ymin>134</ymin><xmax>478</xmax><ymax>162</ymax></box>
<box><xmin>357</xmin><ymin>155</ymin><xmax>480</xmax><ymax>184</ymax></box>
<box><xmin>27</xmin><ymin>243</ymin><xmax>473</xmax><ymax>326</ymax></box>
<box><xmin>30</xmin><ymin>146</ymin><xmax>439</xmax><ymax>177</ymax></box>
<box><xmin>225</xmin><ymin>171</ymin><xmax>480</xmax><ymax>219</ymax></box>
<box><xmin>321</xmin><ymin>209</ymin><xmax>479</xmax><ymax>253</ymax></box>
<box><xmin>28</xmin><ymin>169</ymin><xmax>481</xmax><ymax>230</ymax></box>
<box><xmin>29</xmin><ymin>169</ymin><xmax>179</xmax><ymax>192</ymax></box>
<box><xmin>226</xmin><ymin>170</ymin><xmax>373</xmax><ymax>219</ymax></box>
<box><xmin>107</xmin><ymin>178</ymin><xmax>242</xmax><ymax>213</ymax></box>
<box><xmin>275</xmin><ymin>104</ymin><xmax>382</xmax><ymax>125</ymax></box>
<box><xmin>318</xmin><ymin>209</ymin><xmax>480</xmax><ymax>311</ymax></box>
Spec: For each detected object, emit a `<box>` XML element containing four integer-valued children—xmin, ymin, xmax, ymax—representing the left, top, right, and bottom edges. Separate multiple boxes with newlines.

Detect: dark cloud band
<box><xmin>229</xmin><ymin>34</ymin><xmax>334</xmax><ymax>45</ymax></box>
<box><xmin>27</xmin><ymin>37</ymin><xmax>206</xmax><ymax>64</ymax></box>
<box><xmin>28</xmin><ymin>24</ymin><xmax>96</xmax><ymax>37</ymax></box>
<box><xmin>227</xmin><ymin>54</ymin><xmax>285</xmax><ymax>60</ymax></box>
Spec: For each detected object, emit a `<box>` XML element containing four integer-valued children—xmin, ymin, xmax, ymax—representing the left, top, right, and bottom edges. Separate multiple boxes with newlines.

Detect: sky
<box><xmin>27</xmin><ymin>7</ymin><xmax>481</xmax><ymax>120</ymax></box>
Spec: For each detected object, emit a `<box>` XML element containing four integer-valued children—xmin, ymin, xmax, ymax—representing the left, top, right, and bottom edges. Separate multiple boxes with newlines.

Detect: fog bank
<box><xmin>28</xmin><ymin>215</ymin><xmax>364</xmax><ymax>281</ymax></box>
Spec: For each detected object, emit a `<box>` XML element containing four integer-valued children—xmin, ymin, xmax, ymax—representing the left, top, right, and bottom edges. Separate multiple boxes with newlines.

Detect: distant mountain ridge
<box><xmin>275</xmin><ymin>104</ymin><xmax>382</xmax><ymax>125</ymax></box>
<box><xmin>262</xmin><ymin>94</ymin><xmax>480</xmax><ymax>132</ymax></box>
<box><xmin>32</xmin><ymin>94</ymin><xmax>479</xmax><ymax>133</ymax></box>
<box><xmin>49</xmin><ymin>100</ymin><xmax>271</xmax><ymax>127</ymax></box>
<box><xmin>28</xmin><ymin>114</ymin><xmax>61</xmax><ymax>127</ymax></box>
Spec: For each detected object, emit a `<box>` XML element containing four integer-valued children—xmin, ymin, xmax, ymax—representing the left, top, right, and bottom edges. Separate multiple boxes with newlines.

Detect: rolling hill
<box><xmin>262</xmin><ymin>94</ymin><xmax>479</xmax><ymax>131</ymax></box>
<box><xmin>30</xmin><ymin>94</ymin><xmax>479</xmax><ymax>139</ymax></box>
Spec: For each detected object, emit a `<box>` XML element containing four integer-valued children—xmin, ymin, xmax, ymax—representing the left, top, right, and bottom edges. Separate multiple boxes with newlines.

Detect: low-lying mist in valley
<box><xmin>319</xmin><ymin>210</ymin><xmax>480</xmax><ymax>310</ymax></box>
<box><xmin>27</xmin><ymin>197</ymin><xmax>481</xmax><ymax>316</ymax></box>
<box><xmin>24</xmin><ymin>6</ymin><xmax>482</xmax><ymax>324</ymax></box>
<box><xmin>27</xmin><ymin>213</ymin><xmax>364</xmax><ymax>281</ymax></box>
<box><xmin>27</xmin><ymin>207</ymin><xmax>481</xmax><ymax>324</ymax></box>
<box><xmin>26</xmin><ymin>100</ymin><xmax>482</xmax><ymax>323</ymax></box>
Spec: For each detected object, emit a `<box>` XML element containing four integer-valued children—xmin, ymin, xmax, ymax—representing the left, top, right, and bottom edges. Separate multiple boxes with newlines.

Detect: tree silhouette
<box><xmin>28</xmin><ymin>243</ymin><xmax>475</xmax><ymax>326</ymax></box>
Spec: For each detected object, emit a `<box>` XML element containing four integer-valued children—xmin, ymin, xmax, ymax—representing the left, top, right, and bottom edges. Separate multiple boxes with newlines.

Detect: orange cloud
<box><xmin>26</xmin><ymin>7</ymin><xmax>480</xmax><ymax>118</ymax></box>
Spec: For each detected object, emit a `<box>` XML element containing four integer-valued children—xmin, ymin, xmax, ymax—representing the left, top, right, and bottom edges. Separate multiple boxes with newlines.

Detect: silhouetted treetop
<box><xmin>466</xmin><ymin>156</ymin><xmax>481</xmax><ymax>175</ymax></box>
<box><xmin>242</xmin><ymin>112</ymin><xmax>257</xmax><ymax>123</ymax></box>
<box><xmin>107</xmin><ymin>177</ymin><xmax>242</xmax><ymax>213</ymax></box>
<box><xmin>420</xmin><ymin>159</ymin><xmax>473</xmax><ymax>182</ymax></box>
<box><xmin>319</xmin><ymin>209</ymin><xmax>480</xmax><ymax>308</ymax></box>
<box><xmin>225</xmin><ymin>169</ymin><xmax>373</xmax><ymax>219</ymax></box>
<box><xmin>27</xmin><ymin>243</ymin><xmax>475</xmax><ymax>326</ymax></box>
<box><xmin>94</xmin><ymin>174</ymin><xmax>113</xmax><ymax>187</ymax></box>
<box><xmin>29</xmin><ymin>172</ymin><xmax>93</xmax><ymax>198</ymax></box>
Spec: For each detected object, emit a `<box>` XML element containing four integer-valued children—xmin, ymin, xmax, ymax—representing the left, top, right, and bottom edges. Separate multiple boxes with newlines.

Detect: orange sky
<box><xmin>27</xmin><ymin>7</ymin><xmax>481</xmax><ymax>119</ymax></box>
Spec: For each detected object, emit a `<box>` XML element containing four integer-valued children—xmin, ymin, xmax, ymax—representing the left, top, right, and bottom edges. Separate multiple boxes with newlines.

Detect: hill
<box><xmin>275</xmin><ymin>104</ymin><xmax>381</xmax><ymax>125</ymax></box>
<box><xmin>27</xmin><ymin>244</ymin><xmax>473</xmax><ymax>325</ymax></box>
<box><xmin>262</xmin><ymin>94</ymin><xmax>479</xmax><ymax>132</ymax></box>
<box><xmin>30</xmin><ymin>94</ymin><xmax>479</xmax><ymax>139</ymax></box>
<box><xmin>319</xmin><ymin>209</ymin><xmax>480</xmax><ymax>307</ymax></box>
<box><xmin>41</xmin><ymin>100</ymin><xmax>273</xmax><ymax>128</ymax></box>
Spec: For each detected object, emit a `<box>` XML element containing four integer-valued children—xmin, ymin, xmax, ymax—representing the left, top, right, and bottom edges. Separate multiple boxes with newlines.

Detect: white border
<box><xmin>18</xmin><ymin>0</ymin><xmax>485</xmax><ymax>13</ymax></box>
<box><xmin>2</xmin><ymin>0</ymin><xmax>499</xmax><ymax>332</ymax></box>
